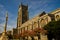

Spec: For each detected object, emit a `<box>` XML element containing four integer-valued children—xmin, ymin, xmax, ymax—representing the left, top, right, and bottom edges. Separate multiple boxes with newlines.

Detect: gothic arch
<box><xmin>56</xmin><ymin>15</ymin><xmax>60</xmax><ymax>20</ymax></box>
<box><xmin>40</xmin><ymin>19</ymin><xmax>46</xmax><ymax>27</ymax></box>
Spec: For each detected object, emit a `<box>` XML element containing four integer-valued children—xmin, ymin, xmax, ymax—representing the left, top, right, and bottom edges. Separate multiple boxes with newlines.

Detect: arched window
<box><xmin>56</xmin><ymin>15</ymin><xmax>60</xmax><ymax>21</ymax></box>
<box><xmin>33</xmin><ymin>22</ymin><xmax>38</xmax><ymax>29</ymax></box>
<box><xmin>28</xmin><ymin>24</ymin><xmax>32</xmax><ymax>30</ymax></box>
<box><xmin>45</xmin><ymin>17</ymin><xmax>48</xmax><ymax>24</ymax></box>
<box><xmin>40</xmin><ymin>19</ymin><xmax>46</xmax><ymax>27</ymax></box>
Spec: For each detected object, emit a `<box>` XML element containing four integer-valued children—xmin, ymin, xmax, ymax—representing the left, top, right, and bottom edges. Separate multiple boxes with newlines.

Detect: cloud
<box><xmin>0</xmin><ymin>4</ymin><xmax>17</xmax><ymax>33</ymax></box>
<box><xmin>28</xmin><ymin>0</ymin><xmax>58</xmax><ymax>19</ymax></box>
<box><xmin>0</xmin><ymin>4</ymin><xmax>7</xmax><ymax>33</ymax></box>
<box><xmin>0</xmin><ymin>0</ymin><xmax>60</xmax><ymax>33</ymax></box>
<box><xmin>0</xmin><ymin>22</ymin><xmax>5</xmax><ymax>33</ymax></box>
<box><xmin>28</xmin><ymin>0</ymin><xmax>49</xmax><ymax>18</ymax></box>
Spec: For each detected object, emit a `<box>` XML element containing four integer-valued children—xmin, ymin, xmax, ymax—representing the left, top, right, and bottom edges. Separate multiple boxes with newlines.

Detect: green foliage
<box><xmin>43</xmin><ymin>20</ymin><xmax>60</xmax><ymax>36</ymax></box>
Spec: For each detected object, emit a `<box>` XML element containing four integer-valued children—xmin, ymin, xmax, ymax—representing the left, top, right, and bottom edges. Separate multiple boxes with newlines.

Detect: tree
<box><xmin>43</xmin><ymin>20</ymin><xmax>60</xmax><ymax>40</ymax></box>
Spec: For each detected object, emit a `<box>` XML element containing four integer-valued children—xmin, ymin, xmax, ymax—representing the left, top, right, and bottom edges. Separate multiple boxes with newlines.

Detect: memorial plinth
<box><xmin>0</xmin><ymin>32</ymin><xmax>9</xmax><ymax>40</ymax></box>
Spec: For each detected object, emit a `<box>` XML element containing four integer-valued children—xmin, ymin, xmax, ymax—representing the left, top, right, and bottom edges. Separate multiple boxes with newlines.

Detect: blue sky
<box><xmin>0</xmin><ymin>0</ymin><xmax>60</xmax><ymax>33</ymax></box>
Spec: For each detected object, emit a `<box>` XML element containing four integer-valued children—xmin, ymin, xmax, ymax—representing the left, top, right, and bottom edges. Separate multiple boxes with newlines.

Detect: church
<box><xmin>11</xmin><ymin>3</ymin><xmax>60</xmax><ymax>40</ymax></box>
<box><xmin>0</xmin><ymin>3</ymin><xmax>60</xmax><ymax>40</ymax></box>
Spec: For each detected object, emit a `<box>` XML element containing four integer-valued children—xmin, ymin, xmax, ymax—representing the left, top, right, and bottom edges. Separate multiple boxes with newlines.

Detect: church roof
<box><xmin>19</xmin><ymin>12</ymin><xmax>48</xmax><ymax>29</ymax></box>
<box><xmin>50</xmin><ymin>8</ymin><xmax>60</xmax><ymax>14</ymax></box>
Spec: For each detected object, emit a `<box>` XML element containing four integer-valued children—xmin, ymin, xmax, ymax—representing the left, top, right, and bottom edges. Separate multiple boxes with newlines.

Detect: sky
<box><xmin>0</xmin><ymin>0</ymin><xmax>60</xmax><ymax>33</ymax></box>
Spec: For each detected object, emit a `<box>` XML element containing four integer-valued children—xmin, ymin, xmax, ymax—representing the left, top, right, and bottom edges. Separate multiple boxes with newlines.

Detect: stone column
<box><xmin>37</xmin><ymin>33</ymin><xmax>40</xmax><ymax>40</ymax></box>
<box><xmin>38</xmin><ymin>19</ymin><xmax>40</xmax><ymax>28</ymax></box>
<box><xmin>28</xmin><ymin>36</ymin><xmax>32</xmax><ymax>40</ymax></box>
<box><xmin>34</xmin><ymin>36</ymin><xmax>38</xmax><ymax>40</ymax></box>
<box><xmin>25</xmin><ymin>36</ymin><xmax>28</xmax><ymax>40</ymax></box>
<box><xmin>40</xmin><ymin>33</ymin><xmax>48</xmax><ymax>40</ymax></box>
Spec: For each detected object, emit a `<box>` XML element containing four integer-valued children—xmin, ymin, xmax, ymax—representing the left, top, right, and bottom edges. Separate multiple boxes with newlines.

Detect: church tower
<box><xmin>17</xmin><ymin>3</ymin><xmax>29</xmax><ymax>28</ymax></box>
